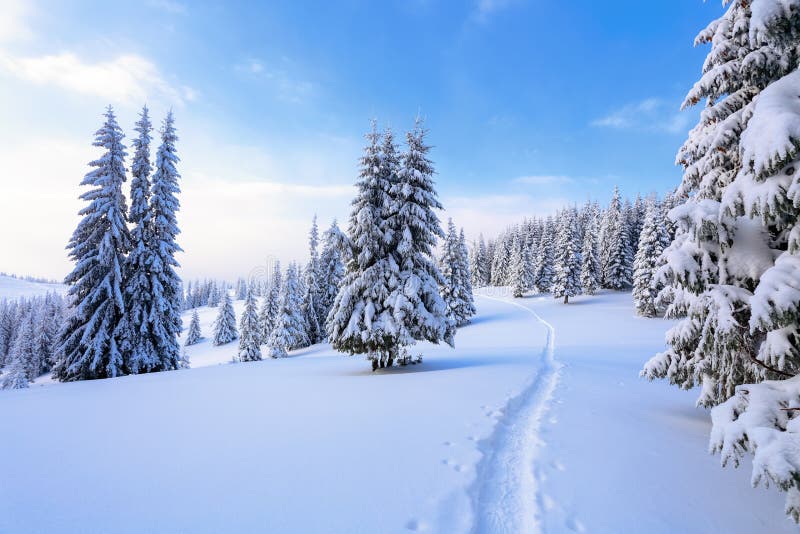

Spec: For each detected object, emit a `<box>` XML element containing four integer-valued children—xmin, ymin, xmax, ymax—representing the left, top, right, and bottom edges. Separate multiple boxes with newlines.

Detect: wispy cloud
<box><xmin>513</xmin><ymin>175</ymin><xmax>574</xmax><ymax>186</ymax></box>
<box><xmin>235</xmin><ymin>57</ymin><xmax>313</xmax><ymax>104</ymax></box>
<box><xmin>591</xmin><ymin>98</ymin><xmax>690</xmax><ymax>134</ymax></box>
<box><xmin>0</xmin><ymin>0</ymin><xmax>34</xmax><ymax>43</ymax></box>
<box><xmin>475</xmin><ymin>0</ymin><xmax>518</xmax><ymax>17</ymax></box>
<box><xmin>147</xmin><ymin>0</ymin><xmax>187</xmax><ymax>14</ymax></box>
<box><xmin>443</xmin><ymin>193</ymin><xmax>568</xmax><ymax>240</ymax></box>
<box><xmin>0</xmin><ymin>52</ymin><xmax>195</xmax><ymax>106</ymax></box>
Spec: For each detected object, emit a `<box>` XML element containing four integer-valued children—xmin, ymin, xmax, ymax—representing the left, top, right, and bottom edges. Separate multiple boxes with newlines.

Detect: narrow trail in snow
<box><xmin>469</xmin><ymin>294</ymin><xmax>560</xmax><ymax>534</ymax></box>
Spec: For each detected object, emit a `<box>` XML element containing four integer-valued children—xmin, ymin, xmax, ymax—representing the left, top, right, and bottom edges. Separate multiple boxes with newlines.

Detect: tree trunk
<box><xmin>372</xmin><ymin>358</ymin><xmax>378</xmax><ymax>372</ymax></box>
<box><xmin>564</xmin><ymin>295</ymin><xmax>569</xmax><ymax>304</ymax></box>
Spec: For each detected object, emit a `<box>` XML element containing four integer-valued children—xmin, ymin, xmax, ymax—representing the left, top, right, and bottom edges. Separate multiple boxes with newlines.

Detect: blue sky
<box><xmin>0</xmin><ymin>0</ymin><xmax>720</xmax><ymax>279</ymax></box>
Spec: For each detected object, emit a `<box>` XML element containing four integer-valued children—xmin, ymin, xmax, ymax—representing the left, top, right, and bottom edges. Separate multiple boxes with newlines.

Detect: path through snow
<box><xmin>469</xmin><ymin>292</ymin><xmax>561</xmax><ymax>534</ymax></box>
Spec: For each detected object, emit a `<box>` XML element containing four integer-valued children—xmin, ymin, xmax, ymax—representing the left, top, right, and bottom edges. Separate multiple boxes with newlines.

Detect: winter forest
<box><xmin>2</xmin><ymin>1</ymin><xmax>800</xmax><ymax>533</ymax></box>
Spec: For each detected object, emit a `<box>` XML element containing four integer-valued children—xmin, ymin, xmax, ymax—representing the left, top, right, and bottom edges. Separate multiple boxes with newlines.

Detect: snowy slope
<box><xmin>0</xmin><ymin>291</ymin><xmax>792</xmax><ymax>533</ymax></box>
<box><xmin>513</xmin><ymin>291</ymin><xmax>794</xmax><ymax>534</ymax></box>
<box><xmin>0</xmin><ymin>274</ymin><xmax>66</xmax><ymax>299</ymax></box>
<box><xmin>0</xmin><ymin>295</ymin><xmax>550</xmax><ymax>533</ymax></box>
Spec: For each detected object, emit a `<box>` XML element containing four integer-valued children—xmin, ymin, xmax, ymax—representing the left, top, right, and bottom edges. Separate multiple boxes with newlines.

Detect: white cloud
<box><xmin>179</xmin><ymin>173</ymin><xmax>353</xmax><ymax>279</ymax></box>
<box><xmin>591</xmin><ymin>98</ymin><xmax>690</xmax><ymax>134</ymax></box>
<box><xmin>0</xmin><ymin>51</ymin><xmax>195</xmax><ymax>106</ymax></box>
<box><xmin>0</xmin><ymin>0</ymin><xmax>33</xmax><ymax>43</ymax></box>
<box><xmin>513</xmin><ymin>175</ymin><xmax>574</xmax><ymax>186</ymax></box>
<box><xmin>443</xmin><ymin>193</ymin><xmax>569</xmax><ymax>241</ymax></box>
<box><xmin>235</xmin><ymin>57</ymin><xmax>313</xmax><ymax>104</ymax></box>
<box><xmin>0</xmin><ymin>137</ymin><xmax>91</xmax><ymax>279</ymax></box>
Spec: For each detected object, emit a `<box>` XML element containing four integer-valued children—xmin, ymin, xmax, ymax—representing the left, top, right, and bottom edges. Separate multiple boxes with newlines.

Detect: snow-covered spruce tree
<box><xmin>326</xmin><ymin>122</ymin><xmax>401</xmax><ymax>369</ymax></box>
<box><xmin>185</xmin><ymin>309</ymin><xmax>202</xmax><ymax>346</ymax></box>
<box><xmin>458</xmin><ymin>228</ymin><xmax>476</xmax><ymax>322</ymax></box>
<box><xmin>641</xmin><ymin>3</ymin><xmax>800</xmax><ymax>520</ymax></box>
<box><xmin>1</xmin><ymin>347</ymin><xmax>29</xmax><ymax>390</ymax></box>
<box><xmin>268</xmin><ymin>263</ymin><xmax>308</xmax><ymax>358</ymax></box>
<box><xmin>633</xmin><ymin>198</ymin><xmax>670</xmax><ymax>318</ymax></box>
<box><xmin>601</xmin><ymin>187</ymin><xmax>633</xmax><ymax>290</ymax></box>
<box><xmin>302</xmin><ymin>215</ymin><xmax>324</xmax><ymax>345</ymax></box>
<box><xmin>318</xmin><ymin>219</ymin><xmax>346</xmax><ymax>334</ymax></box>
<box><xmin>207</xmin><ymin>282</ymin><xmax>220</xmax><ymax>307</ymax></box>
<box><xmin>238</xmin><ymin>288</ymin><xmax>262</xmax><ymax>362</ymax></box>
<box><xmin>440</xmin><ymin>220</ymin><xmax>475</xmax><ymax>325</ymax></box>
<box><xmin>580</xmin><ymin>203</ymin><xmax>601</xmax><ymax>295</ymax></box>
<box><xmin>511</xmin><ymin>232</ymin><xmax>528</xmax><ymax>298</ymax></box>
<box><xmin>143</xmin><ymin>111</ymin><xmax>183</xmax><ymax>372</ymax></box>
<box><xmin>533</xmin><ymin>217</ymin><xmax>555</xmax><ymax>293</ymax></box>
<box><xmin>235</xmin><ymin>278</ymin><xmax>247</xmax><ymax>300</ymax></box>
<box><xmin>485</xmin><ymin>239</ymin><xmax>497</xmax><ymax>284</ymax></box>
<box><xmin>260</xmin><ymin>262</ymin><xmax>282</xmax><ymax>342</ymax></box>
<box><xmin>626</xmin><ymin>196</ymin><xmax>645</xmax><ymax>254</ymax></box>
<box><xmin>55</xmin><ymin>107</ymin><xmax>132</xmax><ymax>381</ymax></box>
<box><xmin>552</xmin><ymin>208</ymin><xmax>581</xmax><ymax>304</ymax></box>
<box><xmin>388</xmin><ymin>119</ymin><xmax>455</xmax><ymax>357</ymax></box>
<box><xmin>0</xmin><ymin>300</ymin><xmax>15</xmax><ymax>368</ymax></box>
<box><xmin>212</xmin><ymin>291</ymin><xmax>237</xmax><ymax>346</ymax></box>
<box><xmin>470</xmin><ymin>234</ymin><xmax>489</xmax><ymax>287</ymax></box>
<box><xmin>117</xmin><ymin>106</ymin><xmax>157</xmax><ymax>373</ymax></box>
<box><xmin>9</xmin><ymin>313</ymin><xmax>35</xmax><ymax>383</ymax></box>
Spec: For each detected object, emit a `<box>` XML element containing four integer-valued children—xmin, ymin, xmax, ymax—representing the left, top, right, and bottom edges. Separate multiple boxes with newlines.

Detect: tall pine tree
<box><xmin>552</xmin><ymin>208</ymin><xmax>581</xmax><ymax>304</ymax></box>
<box><xmin>55</xmin><ymin>107</ymin><xmax>131</xmax><ymax>381</ymax></box>
<box><xmin>212</xmin><ymin>291</ymin><xmax>237</xmax><ymax>346</ymax></box>
<box><xmin>388</xmin><ymin>119</ymin><xmax>454</xmax><ymax>354</ymax></box>
<box><xmin>238</xmin><ymin>288</ymin><xmax>262</xmax><ymax>362</ymax></box>
<box><xmin>145</xmin><ymin>111</ymin><xmax>183</xmax><ymax>371</ymax></box>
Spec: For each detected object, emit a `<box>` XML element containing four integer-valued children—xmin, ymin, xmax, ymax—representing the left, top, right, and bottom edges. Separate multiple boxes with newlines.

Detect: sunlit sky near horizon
<box><xmin>0</xmin><ymin>0</ymin><xmax>722</xmax><ymax>280</ymax></box>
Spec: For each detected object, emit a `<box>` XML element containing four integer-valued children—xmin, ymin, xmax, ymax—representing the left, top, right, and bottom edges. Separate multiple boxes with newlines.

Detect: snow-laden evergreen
<box><xmin>388</xmin><ymin>119</ymin><xmax>454</xmax><ymax>351</ymax></box>
<box><xmin>440</xmin><ymin>220</ymin><xmax>476</xmax><ymax>325</ymax></box>
<box><xmin>302</xmin><ymin>216</ymin><xmax>324</xmax><ymax>345</ymax></box>
<box><xmin>552</xmin><ymin>208</ymin><xmax>581</xmax><ymax>304</ymax></box>
<box><xmin>511</xmin><ymin>232</ymin><xmax>529</xmax><ymax>298</ymax></box>
<box><xmin>207</xmin><ymin>282</ymin><xmax>221</xmax><ymax>307</ymax></box>
<box><xmin>237</xmin><ymin>288</ymin><xmax>262</xmax><ymax>362</ymax></box>
<box><xmin>600</xmin><ymin>186</ymin><xmax>633</xmax><ymax>290</ymax></box>
<box><xmin>55</xmin><ymin>107</ymin><xmax>132</xmax><ymax>381</ymax></box>
<box><xmin>457</xmin><ymin>228</ymin><xmax>476</xmax><ymax>323</ymax></box>
<box><xmin>326</xmin><ymin>122</ymin><xmax>399</xmax><ymax>366</ymax></box>
<box><xmin>580</xmin><ymin>203</ymin><xmax>601</xmax><ymax>295</ymax></box>
<box><xmin>633</xmin><ymin>198</ymin><xmax>669</xmax><ymax>318</ymax></box>
<box><xmin>640</xmin><ymin>2</ymin><xmax>800</xmax><ymax>521</ymax></box>
<box><xmin>185</xmin><ymin>309</ymin><xmax>202</xmax><ymax>346</ymax></box>
<box><xmin>259</xmin><ymin>262</ymin><xmax>282</xmax><ymax>342</ymax></box>
<box><xmin>1</xmin><ymin>347</ymin><xmax>29</xmax><ymax>390</ymax></box>
<box><xmin>117</xmin><ymin>106</ymin><xmax>155</xmax><ymax>374</ymax></box>
<box><xmin>470</xmin><ymin>234</ymin><xmax>490</xmax><ymax>288</ymax></box>
<box><xmin>212</xmin><ymin>291</ymin><xmax>237</xmax><ymax>346</ymax></box>
<box><xmin>533</xmin><ymin>217</ymin><xmax>555</xmax><ymax>293</ymax></box>
<box><xmin>328</xmin><ymin>119</ymin><xmax>453</xmax><ymax>369</ymax></box>
<box><xmin>268</xmin><ymin>263</ymin><xmax>308</xmax><ymax>358</ymax></box>
<box><xmin>145</xmin><ymin>111</ymin><xmax>184</xmax><ymax>371</ymax></box>
<box><xmin>318</xmin><ymin>220</ymin><xmax>346</xmax><ymax>335</ymax></box>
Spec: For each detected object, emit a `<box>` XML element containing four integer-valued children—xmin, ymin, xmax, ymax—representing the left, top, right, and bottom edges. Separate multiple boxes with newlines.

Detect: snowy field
<box><xmin>0</xmin><ymin>275</ymin><xmax>65</xmax><ymax>299</ymax></box>
<box><xmin>0</xmin><ymin>290</ymin><xmax>792</xmax><ymax>533</ymax></box>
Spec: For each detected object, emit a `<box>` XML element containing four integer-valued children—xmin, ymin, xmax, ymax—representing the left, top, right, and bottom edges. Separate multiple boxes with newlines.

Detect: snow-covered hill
<box><xmin>0</xmin><ymin>274</ymin><xmax>66</xmax><ymax>300</ymax></box>
<box><xmin>0</xmin><ymin>291</ymin><xmax>792</xmax><ymax>533</ymax></box>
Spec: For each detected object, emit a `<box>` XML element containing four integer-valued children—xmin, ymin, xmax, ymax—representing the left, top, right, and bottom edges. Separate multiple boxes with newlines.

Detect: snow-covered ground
<box><xmin>0</xmin><ymin>290</ymin><xmax>793</xmax><ymax>533</ymax></box>
<box><xmin>0</xmin><ymin>274</ymin><xmax>65</xmax><ymax>299</ymax></box>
